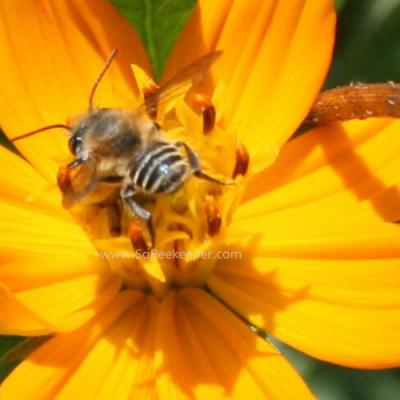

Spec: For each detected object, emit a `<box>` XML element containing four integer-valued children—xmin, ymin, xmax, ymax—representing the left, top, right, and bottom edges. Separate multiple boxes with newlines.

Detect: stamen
<box><xmin>232</xmin><ymin>142</ymin><xmax>249</xmax><ymax>179</ymax></box>
<box><xmin>57</xmin><ymin>165</ymin><xmax>71</xmax><ymax>194</ymax></box>
<box><xmin>143</xmin><ymin>79</ymin><xmax>160</xmax><ymax>120</ymax></box>
<box><xmin>195</xmin><ymin>94</ymin><xmax>216</xmax><ymax>134</ymax></box>
<box><xmin>204</xmin><ymin>196</ymin><xmax>221</xmax><ymax>236</ymax></box>
<box><xmin>107</xmin><ymin>205</ymin><xmax>122</xmax><ymax>237</ymax></box>
<box><xmin>127</xmin><ymin>219</ymin><xmax>149</xmax><ymax>253</ymax></box>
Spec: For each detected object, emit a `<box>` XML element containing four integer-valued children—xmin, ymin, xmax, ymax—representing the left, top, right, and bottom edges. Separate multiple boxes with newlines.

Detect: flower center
<box><xmin>61</xmin><ymin>66</ymin><xmax>248</xmax><ymax>299</ymax></box>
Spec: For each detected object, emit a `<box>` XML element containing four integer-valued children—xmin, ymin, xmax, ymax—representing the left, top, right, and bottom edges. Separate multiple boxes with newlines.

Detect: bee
<box><xmin>12</xmin><ymin>50</ymin><xmax>228</xmax><ymax>243</ymax></box>
<box><xmin>305</xmin><ymin>82</ymin><xmax>400</xmax><ymax>125</ymax></box>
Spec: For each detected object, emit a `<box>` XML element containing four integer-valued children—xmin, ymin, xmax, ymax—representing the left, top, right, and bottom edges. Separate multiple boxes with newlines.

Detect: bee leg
<box><xmin>98</xmin><ymin>175</ymin><xmax>124</xmax><ymax>184</ymax></box>
<box><xmin>176</xmin><ymin>141</ymin><xmax>231</xmax><ymax>186</ymax></box>
<box><xmin>67</xmin><ymin>158</ymin><xmax>86</xmax><ymax>170</ymax></box>
<box><xmin>120</xmin><ymin>186</ymin><xmax>155</xmax><ymax>246</ymax></box>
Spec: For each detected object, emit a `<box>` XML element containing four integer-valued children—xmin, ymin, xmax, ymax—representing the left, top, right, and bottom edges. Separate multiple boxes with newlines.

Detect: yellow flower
<box><xmin>0</xmin><ymin>0</ymin><xmax>400</xmax><ymax>399</ymax></box>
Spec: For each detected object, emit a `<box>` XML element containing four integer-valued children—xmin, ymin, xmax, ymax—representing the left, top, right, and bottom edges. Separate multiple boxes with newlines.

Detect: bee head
<box><xmin>67</xmin><ymin>109</ymin><xmax>107</xmax><ymax>158</ymax></box>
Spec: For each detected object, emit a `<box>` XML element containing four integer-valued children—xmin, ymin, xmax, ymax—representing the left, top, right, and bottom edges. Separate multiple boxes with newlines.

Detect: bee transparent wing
<box><xmin>62</xmin><ymin>160</ymin><xmax>100</xmax><ymax>208</ymax></box>
<box><xmin>137</xmin><ymin>51</ymin><xmax>222</xmax><ymax>115</ymax></box>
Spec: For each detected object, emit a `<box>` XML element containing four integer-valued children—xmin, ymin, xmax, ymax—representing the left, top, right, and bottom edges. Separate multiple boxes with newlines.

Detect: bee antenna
<box><xmin>11</xmin><ymin>124</ymin><xmax>71</xmax><ymax>142</ymax></box>
<box><xmin>88</xmin><ymin>49</ymin><xmax>118</xmax><ymax>109</ymax></box>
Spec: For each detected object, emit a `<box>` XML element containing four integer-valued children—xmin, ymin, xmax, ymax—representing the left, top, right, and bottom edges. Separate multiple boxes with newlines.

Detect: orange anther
<box><xmin>232</xmin><ymin>142</ymin><xmax>249</xmax><ymax>179</ymax></box>
<box><xmin>142</xmin><ymin>79</ymin><xmax>160</xmax><ymax>98</ymax></box>
<box><xmin>107</xmin><ymin>205</ymin><xmax>121</xmax><ymax>237</ymax></box>
<box><xmin>127</xmin><ymin>219</ymin><xmax>149</xmax><ymax>253</ymax></box>
<box><xmin>143</xmin><ymin>80</ymin><xmax>160</xmax><ymax>120</ymax></box>
<box><xmin>195</xmin><ymin>94</ymin><xmax>216</xmax><ymax>134</ymax></box>
<box><xmin>57</xmin><ymin>165</ymin><xmax>71</xmax><ymax>194</ymax></box>
<box><xmin>204</xmin><ymin>196</ymin><xmax>221</xmax><ymax>236</ymax></box>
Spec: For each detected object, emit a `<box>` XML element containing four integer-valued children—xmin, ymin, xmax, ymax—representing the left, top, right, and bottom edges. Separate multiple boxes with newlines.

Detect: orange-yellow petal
<box><xmin>0</xmin><ymin>281</ymin><xmax>54</xmax><ymax>336</ymax></box>
<box><xmin>208</xmin><ymin>227</ymin><xmax>400</xmax><ymax>368</ymax></box>
<box><xmin>0</xmin><ymin>146</ymin><xmax>88</xmax><ymax>254</ymax></box>
<box><xmin>233</xmin><ymin>119</ymin><xmax>400</xmax><ymax>229</ymax></box>
<box><xmin>0</xmin><ymin>201</ymin><xmax>122</xmax><ymax>334</ymax></box>
<box><xmin>0</xmin><ymin>146</ymin><xmax>122</xmax><ymax>334</ymax></box>
<box><xmin>0</xmin><ymin>248</ymin><xmax>122</xmax><ymax>335</ymax></box>
<box><xmin>0</xmin><ymin>291</ymin><xmax>157</xmax><ymax>400</ymax></box>
<box><xmin>0</xmin><ymin>0</ymin><xmax>151</xmax><ymax>181</ymax></box>
<box><xmin>155</xmin><ymin>288</ymin><xmax>316</xmax><ymax>400</ymax></box>
<box><xmin>164</xmin><ymin>0</ymin><xmax>336</xmax><ymax>167</ymax></box>
<box><xmin>0</xmin><ymin>145</ymin><xmax>66</xmax><ymax>219</ymax></box>
<box><xmin>0</xmin><ymin>198</ymin><xmax>94</xmax><ymax>254</ymax></box>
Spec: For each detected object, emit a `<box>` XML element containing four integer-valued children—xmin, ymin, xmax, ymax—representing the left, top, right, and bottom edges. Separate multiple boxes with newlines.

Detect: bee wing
<box><xmin>62</xmin><ymin>160</ymin><xmax>100</xmax><ymax>208</ymax></box>
<box><xmin>137</xmin><ymin>51</ymin><xmax>222</xmax><ymax>115</ymax></box>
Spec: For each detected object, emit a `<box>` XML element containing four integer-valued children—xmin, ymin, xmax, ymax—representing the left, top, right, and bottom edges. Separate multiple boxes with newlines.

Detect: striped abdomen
<box><xmin>131</xmin><ymin>141</ymin><xmax>188</xmax><ymax>194</ymax></box>
<box><xmin>306</xmin><ymin>82</ymin><xmax>400</xmax><ymax>125</ymax></box>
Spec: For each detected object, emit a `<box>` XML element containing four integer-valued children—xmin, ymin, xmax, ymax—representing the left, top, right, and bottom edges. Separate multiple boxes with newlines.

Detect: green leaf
<box><xmin>335</xmin><ymin>0</ymin><xmax>347</xmax><ymax>12</ymax></box>
<box><xmin>0</xmin><ymin>336</ymin><xmax>24</xmax><ymax>382</ymax></box>
<box><xmin>0</xmin><ymin>131</ymin><xmax>18</xmax><ymax>153</ymax></box>
<box><xmin>327</xmin><ymin>0</ymin><xmax>400</xmax><ymax>87</ymax></box>
<box><xmin>0</xmin><ymin>336</ymin><xmax>50</xmax><ymax>365</ymax></box>
<box><xmin>109</xmin><ymin>0</ymin><xmax>196</xmax><ymax>80</ymax></box>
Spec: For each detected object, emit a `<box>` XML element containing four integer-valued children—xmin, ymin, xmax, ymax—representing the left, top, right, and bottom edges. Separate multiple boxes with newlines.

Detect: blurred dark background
<box><xmin>329</xmin><ymin>0</ymin><xmax>400</xmax><ymax>87</ymax></box>
<box><xmin>1</xmin><ymin>0</ymin><xmax>400</xmax><ymax>398</ymax></box>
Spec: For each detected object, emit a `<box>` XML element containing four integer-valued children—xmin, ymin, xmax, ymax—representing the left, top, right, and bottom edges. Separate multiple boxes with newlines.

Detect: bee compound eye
<box><xmin>68</xmin><ymin>135</ymin><xmax>82</xmax><ymax>155</ymax></box>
